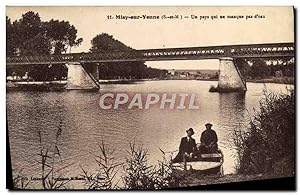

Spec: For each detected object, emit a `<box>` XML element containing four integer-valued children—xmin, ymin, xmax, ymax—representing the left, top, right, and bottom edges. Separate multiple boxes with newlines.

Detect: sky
<box><xmin>6</xmin><ymin>6</ymin><xmax>294</xmax><ymax>70</ymax></box>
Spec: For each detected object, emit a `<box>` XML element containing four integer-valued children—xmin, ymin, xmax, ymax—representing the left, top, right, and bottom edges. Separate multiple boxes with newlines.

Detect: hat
<box><xmin>186</xmin><ymin>128</ymin><xmax>194</xmax><ymax>135</ymax></box>
<box><xmin>205</xmin><ymin>123</ymin><xmax>213</xmax><ymax>127</ymax></box>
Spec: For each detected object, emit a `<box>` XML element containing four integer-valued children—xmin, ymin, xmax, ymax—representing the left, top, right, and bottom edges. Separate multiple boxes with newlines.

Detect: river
<box><xmin>7</xmin><ymin>80</ymin><xmax>292</xmax><ymax>187</ymax></box>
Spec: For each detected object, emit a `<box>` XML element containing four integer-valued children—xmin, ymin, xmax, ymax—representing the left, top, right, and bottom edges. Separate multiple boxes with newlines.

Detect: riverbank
<box><xmin>247</xmin><ymin>76</ymin><xmax>294</xmax><ymax>85</ymax></box>
<box><xmin>98</xmin><ymin>77</ymin><xmax>294</xmax><ymax>85</ymax></box>
<box><xmin>7</xmin><ymin>76</ymin><xmax>293</xmax><ymax>90</ymax></box>
<box><xmin>168</xmin><ymin>77</ymin><xmax>294</xmax><ymax>85</ymax></box>
<box><xmin>175</xmin><ymin>172</ymin><xmax>294</xmax><ymax>188</ymax></box>
<box><xmin>6</xmin><ymin>80</ymin><xmax>67</xmax><ymax>91</ymax></box>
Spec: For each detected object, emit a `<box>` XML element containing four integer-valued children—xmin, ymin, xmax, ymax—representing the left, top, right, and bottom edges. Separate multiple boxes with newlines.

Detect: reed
<box><xmin>80</xmin><ymin>139</ymin><xmax>122</xmax><ymax>189</ymax></box>
<box><xmin>122</xmin><ymin>142</ymin><xmax>175</xmax><ymax>189</ymax></box>
<box><xmin>36</xmin><ymin>123</ymin><xmax>69</xmax><ymax>189</ymax></box>
<box><xmin>233</xmin><ymin>87</ymin><xmax>295</xmax><ymax>176</ymax></box>
<box><xmin>12</xmin><ymin>169</ymin><xmax>31</xmax><ymax>189</ymax></box>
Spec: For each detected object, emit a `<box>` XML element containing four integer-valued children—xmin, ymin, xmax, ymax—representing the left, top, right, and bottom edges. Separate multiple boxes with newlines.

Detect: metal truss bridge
<box><xmin>7</xmin><ymin>42</ymin><xmax>294</xmax><ymax>66</ymax></box>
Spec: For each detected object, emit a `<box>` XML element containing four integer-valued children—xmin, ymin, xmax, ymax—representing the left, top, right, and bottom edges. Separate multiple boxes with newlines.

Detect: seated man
<box><xmin>199</xmin><ymin>123</ymin><xmax>218</xmax><ymax>153</ymax></box>
<box><xmin>172</xmin><ymin>128</ymin><xmax>196</xmax><ymax>163</ymax></box>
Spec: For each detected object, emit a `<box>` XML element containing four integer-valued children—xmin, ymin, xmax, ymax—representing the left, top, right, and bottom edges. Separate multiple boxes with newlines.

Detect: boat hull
<box><xmin>172</xmin><ymin>152</ymin><xmax>224</xmax><ymax>176</ymax></box>
<box><xmin>172</xmin><ymin>161</ymin><xmax>223</xmax><ymax>175</ymax></box>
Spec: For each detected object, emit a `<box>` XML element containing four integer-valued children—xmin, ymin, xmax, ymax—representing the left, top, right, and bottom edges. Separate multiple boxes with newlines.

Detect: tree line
<box><xmin>6</xmin><ymin>11</ymin><xmax>167</xmax><ymax>81</ymax></box>
<box><xmin>235</xmin><ymin>58</ymin><xmax>294</xmax><ymax>80</ymax></box>
<box><xmin>85</xmin><ymin>33</ymin><xmax>167</xmax><ymax>79</ymax></box>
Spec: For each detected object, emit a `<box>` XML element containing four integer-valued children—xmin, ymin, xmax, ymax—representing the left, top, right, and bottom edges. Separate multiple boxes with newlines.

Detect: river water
<box><xmin>7</xmin><ymin>80</ymin><xmax>292</xmax><ymax>187</ymax></box>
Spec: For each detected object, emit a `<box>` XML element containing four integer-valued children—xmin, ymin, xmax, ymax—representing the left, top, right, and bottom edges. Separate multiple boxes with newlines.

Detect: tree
<box><xmin>89</xmin><ymin>33</ymin><xmax>166</xmax><ymax>79</ymax></box>
<box><xmin>13</xmin><ymin>11</ymin><xmax>50</xmax><ymax>55</ymax></box>
<box><xmin>90</xmin><ymin>33</ymin><xmax>132</xmax><ymax>52</ymax></box>
<box><xmin>235</xmin><ymin>58</ymin><xmax>251</xmax><ymax>79</ymax></box>
<box><xmin>44</xmin><ymin>19</ymin><xmax>83</xmax><ymax>54</ymax></box>
<box><xmin>6</xmin><ymin>11</ymin><xmax>82</xmax><ymax>81</ymax></box>
<box><xmin>6</xmin><ymin>11</ymin><xmax>83</xmax><ymax>56</ymax></box>
<box><xmin>20</xmin><ymin>33</ymin><xmax>52</xmax><ymax>56</ymax></box>
<box><xmin>6</xmin><ymin>16</ymin><xmax>17</xmax><ymax>55</ymax></box>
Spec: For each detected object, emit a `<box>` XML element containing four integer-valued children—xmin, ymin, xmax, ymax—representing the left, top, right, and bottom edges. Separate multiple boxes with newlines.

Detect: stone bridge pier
<box><xmin>65</xmin><ymin>58</ymin><xmax>247</xmax><ymax>92</ymax></box>
<box><xmin>217</xmin><ymin>57</ymin><xmax>247</xmax><ymax>92</ymax></box>
<box><xmin>66</xmin><ymin>62</ymin><xmax>100</xmax><ymax>90</ymax></box>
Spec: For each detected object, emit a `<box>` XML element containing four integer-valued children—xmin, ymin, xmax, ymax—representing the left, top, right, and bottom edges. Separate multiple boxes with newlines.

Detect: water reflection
<box><xmin>217</xmin><ymin>92</ymin><xmax>246</xmax><ymax>173</ymax></box>
<box><xmin>218</xmin><ymin>92</ymin><xmax>246</xmax><ymax>129</ymax></box>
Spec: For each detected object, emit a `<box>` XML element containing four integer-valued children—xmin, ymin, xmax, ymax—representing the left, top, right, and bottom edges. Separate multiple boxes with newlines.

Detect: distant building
<box><xmin>22</xmin><ymin>72</ymin><xmax>29</xmax><ymax>80</ymax></box>
<box><xmin>6</xmin><ymin>76</ymin><xmax>14</xmax><ymax>81</ymax></box>
<box><xmin>168</xmin><ymin>69</ymin><xmax>176</xmax><ymax>76</ymax></box>
<box><xmin>7</xmin><ymin>72</ymin><xmax>32</xmax><ymax>81</ymax></box>
<box><xmin>166</xmin><ymin>69</ymin><xmax>218</xmax><ymax>79</ymax></box>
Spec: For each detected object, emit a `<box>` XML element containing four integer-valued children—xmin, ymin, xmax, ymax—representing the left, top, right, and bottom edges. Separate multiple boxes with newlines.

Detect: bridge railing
<box><xmin>6</xmin><ymin>43</ymin><xmax>294</xmax><ymax>66</ymax></box>
<box><xmin>230</xmin><ymin>43</ymin><xmax>294</xmax><ymax>58</ymax></box>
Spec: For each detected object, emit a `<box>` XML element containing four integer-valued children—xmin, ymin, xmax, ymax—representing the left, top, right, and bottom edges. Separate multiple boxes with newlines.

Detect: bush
<box><xmin>233</xmin><ymin>88</ymin><xmax>295</xmax><ymax>176</ymax></box>
<box><xmin>122</xmin><ymin>143</ymin><xmax>174</xmax><ymax>189</ymax></box>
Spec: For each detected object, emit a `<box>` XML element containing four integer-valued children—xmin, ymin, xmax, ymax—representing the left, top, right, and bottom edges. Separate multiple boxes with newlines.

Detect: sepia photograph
<box><xmin>6</xmin><ymin>6</ymin><xmax>295</xmax><ymax>190</ymax></box>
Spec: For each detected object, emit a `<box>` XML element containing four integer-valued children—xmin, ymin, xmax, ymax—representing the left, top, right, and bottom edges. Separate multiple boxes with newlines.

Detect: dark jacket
<box><xmin>200</xmin><ymin>129</ymin><xmax>218</xmax><ymax>146</ymax></box>
<box><xmin>179</xmin><ymin>137</ymin><xmax>196</xmax><ymax>154</ymax></box>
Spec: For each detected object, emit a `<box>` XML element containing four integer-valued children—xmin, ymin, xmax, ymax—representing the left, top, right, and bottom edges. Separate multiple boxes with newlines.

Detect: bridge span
<box><xmin>7</xmin><ymin>43</ymin><xmax>294</xmax><ymax>66</ymax></box>
<box><xmin>6</xmin><ymin>42</ymin><xmax>295</xmax><ymax>92</ymax></box>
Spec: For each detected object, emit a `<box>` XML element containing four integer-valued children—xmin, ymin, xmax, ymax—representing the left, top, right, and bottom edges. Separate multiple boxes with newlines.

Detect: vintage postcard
<box><xmin>6</xmin><ymin>6</ymin><xmax>295</xmax><ymax>190</ymax></box>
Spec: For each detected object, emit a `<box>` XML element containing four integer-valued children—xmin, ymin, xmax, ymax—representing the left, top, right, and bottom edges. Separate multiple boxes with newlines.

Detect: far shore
<box><xmin>98</xmin><ymin>77</ymin><xmax>294</xmax><ymax>85</ymax></box>
<box><xmin>6</xmin><ymin>76</ymin><xmax>294</xmax><ymax>89</ymax></box>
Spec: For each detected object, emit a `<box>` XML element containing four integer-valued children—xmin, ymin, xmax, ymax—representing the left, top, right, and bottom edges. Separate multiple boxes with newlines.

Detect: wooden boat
<box><xmin>172</xmin><ymin>150</ymin><xmax>224</xmax><ymax>176</ymax></box>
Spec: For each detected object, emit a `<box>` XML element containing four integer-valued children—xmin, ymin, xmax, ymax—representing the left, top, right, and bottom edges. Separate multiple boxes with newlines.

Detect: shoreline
<box><xmin>176</xmin><ymin>172</ymin><xmax>294</xmax><ymax>187</ymax></box>
<box><xmin>96</xmin><ymin>77</ymin><xmax>294</xmax><ymax>85</ymax></box>
<box><xmin>6</xmin><ymin>77</ymin><xmax>294</xmax><ymax>91</ymax></box>
<box><xmin>12</xmin><ymin>170</ymin><xmax>294</xmax><ymax>189</ymax></box>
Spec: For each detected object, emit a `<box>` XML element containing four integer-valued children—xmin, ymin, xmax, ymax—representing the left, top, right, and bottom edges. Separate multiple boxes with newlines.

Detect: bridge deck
<box><xmin>6</xmin><ymin>42</ymin><xmax>294</xmax><ymax>66</ymax></box>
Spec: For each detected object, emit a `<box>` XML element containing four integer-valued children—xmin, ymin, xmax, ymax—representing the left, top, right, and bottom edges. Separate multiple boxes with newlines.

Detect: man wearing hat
<box><xmin>173</xmin><ymin>128</ymin><xmax>196</xmax><ymax>163</ymax></box>
<box><xmin>199</xmin><ymin>123</ymin><xmax>218</xmax><ymax>153</ymax></box>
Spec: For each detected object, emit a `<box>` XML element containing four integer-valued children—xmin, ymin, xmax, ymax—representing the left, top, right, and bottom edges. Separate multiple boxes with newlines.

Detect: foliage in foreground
<box><xmin>122</xmin><ymin>143</ymin><xmax>175</xmax><ymax>189</ymax></box>
<box><xmin>80</xmin><ymin>140</ymin><xmax>122</xmax><ymax>190</ymax></box>
<box><xmin>80</xmin><ymin>141</ymin><xmax>175</xmax><ymax>190</ymax></box>
<box><xmin>233</xmin><ymin>88</ymin><xmax>295</xmax><ymax>176</ymax></box>
<box><xmin>13</xmin><ymin>130</ymin><xmax>175</xmax><ymax>190</ymax></box>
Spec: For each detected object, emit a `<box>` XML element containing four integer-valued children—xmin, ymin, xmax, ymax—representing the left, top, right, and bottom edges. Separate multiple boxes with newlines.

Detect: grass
<box><xmin>233</xmin><ymin>88</ymin><xmax>295</xmax><ymax>176</ymax></box>
<box><xmin>12</xmin><ymin>136</ymin><xmax>176</xmax><ymax>190</ymax></box>
<box><xmin>80</xmin><ymin>140</ymin><xmax>122</xmax><ymax>189</ymax></box>
<box><xmin>12</xmin><ymin>169</ymin><xmax>31</xmax><ymax>189</ymax></box>
<box><xmin>13</xmin><ymin>122</ymin><xmax>70</xmax><ymax>190</ymax></box>
<box><xmin>122</xmin><ymin>142</ymin><xmax>175</xmax><ymax>189</ymax></box>
<box><xmin>37</xmin><ymin>124</ymin><xmax>70</xmax><ymax>189</ymax></box>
